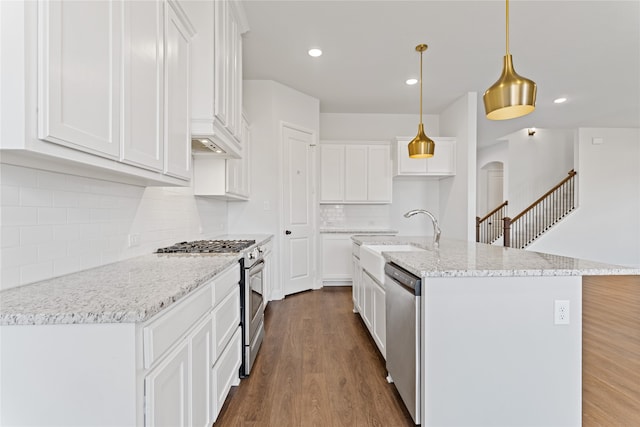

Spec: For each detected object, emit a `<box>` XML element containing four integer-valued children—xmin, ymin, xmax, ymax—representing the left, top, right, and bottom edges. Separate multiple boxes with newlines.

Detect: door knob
<box><xmin>285</xmin><ymin>230</ymin><xmax>292</xmax><ymax>235</ymax></box>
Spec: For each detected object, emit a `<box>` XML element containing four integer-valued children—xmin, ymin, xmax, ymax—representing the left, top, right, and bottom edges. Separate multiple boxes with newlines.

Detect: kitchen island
<box><xmin>352</xmin><ymin>235</ymin><xmax>639</xmax><ymax>427</ymax></box>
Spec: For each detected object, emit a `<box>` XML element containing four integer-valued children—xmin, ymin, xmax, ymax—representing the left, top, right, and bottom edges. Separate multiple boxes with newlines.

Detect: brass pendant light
<box><xmin>408</xmin><ymin>44</ymin><xmax>435</xmax><ymax>158</ymax></box>
<box><xmin>483</xmin><ymin>0</ymin><xmax>537</xmax><ymax>120</ymax></box>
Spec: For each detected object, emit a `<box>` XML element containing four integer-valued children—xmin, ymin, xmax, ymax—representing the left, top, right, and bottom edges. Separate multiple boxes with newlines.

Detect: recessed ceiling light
<box><xmin>308</xmin><ymin>48</ymin><xmax>322</xmax><ymax>57</ymax></box>
<box><xmin>406</xmin><ymin>78</ymin><xmax>418</xmax><ymax>85</ymax></box>
<box><xmin>554</xmin><ymin>97</ymin><xmax>568</xmax><ymax>104</ymax></box>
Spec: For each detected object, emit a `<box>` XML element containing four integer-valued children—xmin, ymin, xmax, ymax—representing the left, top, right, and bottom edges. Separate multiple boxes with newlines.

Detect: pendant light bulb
<box><xmin>408</xmin><ymin>44</ymin><xmax>435</xmax><ymax>158</ymax></box>
<box><xmin>483</xmin><ymin>0</ymin><xmax>536</xmax><ymax>120</ymax></box>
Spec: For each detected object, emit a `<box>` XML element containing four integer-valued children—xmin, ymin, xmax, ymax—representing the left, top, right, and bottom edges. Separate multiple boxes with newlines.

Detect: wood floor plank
<box><xmin>582</xmin><ymin>275</ymin><xmax>640</xmax><ymax>426</ymax></box>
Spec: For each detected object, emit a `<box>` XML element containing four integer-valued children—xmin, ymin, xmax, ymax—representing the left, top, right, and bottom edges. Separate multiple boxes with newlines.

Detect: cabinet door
<box><xmin>395</xmin><ymin>139</ymin><xmax>428</xmax><ymax>175</ymax></box>
<box><xmin>190</xmin><ymin>315</ymin><xmax>213</xmax><ymax>427</ymax></box>
<box><xmin>344</xmin><ymin>145</ymin><xmax>368</xmax><ymax>201</ymax></box>
<box><xmin>321</xmin><ymin>234</ymin><xmax>353</xmax><ymax>281</ymax></box>
<box><xmin>212</xmin><ymin>327</ymin><xmax>242</xmax><ymax>422</ymax></box>
<box><xmin>367</xmin><ymin>145</ymin><xmax>391</xmax><ymax>202</ymax></box>
<box><xmin>372</xmin><ymin>279</ymin><xmax>386</xmax><ymax>358</ymax></box>
<box><xmin>352</xmin><ymin>255</ymin><xmax>362</xmax><ymax>312</ymax></box>
<box><xmin>320</xmin><ymin>145</ymin><xmax>345</xmax><ymax>202</ymax></box>
<box><xmin>164</xmin><ymin>2</ymin><xmax>191</xmax><ymax>180</ymax></box>
<box><xmin>121</xmin><ymin>0</ymin><xmax>163</xmax><ymax>171</ymax></box>
<box><xmin>213</xmin><ymin>0</ymin><xmax>228</xmax><ymax>127</ymax></box>
<box><xmin>362</xmin><ymin>272</ymin><xmax>374</xmax><ymax>330</ymax></box>
<box><xmin>38</xmin><ymin>0</ymin><xmax>121</xmax><ymax>158</ymax></box>
<box><xmin>426</xmin><ymin>138</ymin><xmax>456</xmax><ymax>175</ymax></box>
<box><xmin>145</xmin><ymin>342</ymin><xmax>189</xmax><ymax>427</ymax></box>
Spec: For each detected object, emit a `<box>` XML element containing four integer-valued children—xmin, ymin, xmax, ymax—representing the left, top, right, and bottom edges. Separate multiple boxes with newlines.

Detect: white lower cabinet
<box><xmin>0</xmin><ymin>263</ymin><xmax>242</xmax><ymax>427</ymax></box>
<box><xmin>352</xmin><ymin>253</ymin><xmax>363</xmax><ymax>313</ymax></box>
<box><xmin>145</xmin><ymin>341</ymin><xmax>190</xmax><ymax>427</ymax></box>
<box><xmin>360</xmin><ymin>270</ymin><xmax>386</xmax><ymax>358</ymax></box>
<box><xmin>190</xmin><ymin>315</ymin><xmax>214</xmax><ymax>427</ymax></box>
<box><xmin>212</xmin><ymin>327</ymin><xmax>242</xmax><ymax>419</ymax></box>
<box><xmin>321</xmin><ymin>234</ymin><xmax>353</xmax><ymax>285</ymax></box>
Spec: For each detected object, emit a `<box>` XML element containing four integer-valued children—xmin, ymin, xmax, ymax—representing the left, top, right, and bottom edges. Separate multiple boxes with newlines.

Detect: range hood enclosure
<box><xmin>191</xmin><ymin>131</ymin><xmax>241</xmax><ymax>159</ymax></box>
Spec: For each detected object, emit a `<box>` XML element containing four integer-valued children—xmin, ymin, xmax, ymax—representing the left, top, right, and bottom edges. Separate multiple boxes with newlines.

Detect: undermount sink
<box><xmin>360</xmin><ymin>244</ymin><xmax>426</xmax><ymax>284</ymax></box>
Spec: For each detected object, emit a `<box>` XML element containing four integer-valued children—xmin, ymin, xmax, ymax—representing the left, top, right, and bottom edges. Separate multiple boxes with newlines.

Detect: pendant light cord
<box><xmin>419</xmin><ymin>49</ymin><xmax>423</xmax><ymax>125</ymax></box>
<box><xmin>505</xmin><ymin>0</ymin><xmax>510</xmax><ymax>55</ymax></box>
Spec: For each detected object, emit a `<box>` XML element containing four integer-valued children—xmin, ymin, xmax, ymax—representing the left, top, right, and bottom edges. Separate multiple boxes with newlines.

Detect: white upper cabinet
<box><xmin>121</xmin><ymin>0</ymin><xmax>163</xmax><ymax>172</ymax></box>
<box><xmin>38</xmin><ymin>0</ymin><xmax>122</xmax><ymax>158</ymax></box>
<box><xmin>0</xmin><ymin>0</ymin><xmax>195</xmax><ymax>186</ymax></box>
<box><xmin>320</xmin><ymin>142</ymin><xmax>392</xmax><ymax>204</ymax></box>
<box><xmin>164</xmin><ymin>1</ymin><xmax>192</xmax><ymax>180</ymax></box>
<box><xmin>185</xmin><ymin>0</ymin><xmax>248</xmax><ymax>158</ymax></box>
<box><xmin>393</xmin><ymin>137</ymin><xmax>457</xmax><ymax>177</ymax></box>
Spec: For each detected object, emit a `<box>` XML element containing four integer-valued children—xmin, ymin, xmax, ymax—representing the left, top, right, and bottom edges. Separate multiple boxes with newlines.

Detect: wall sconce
<box><xmin>528</xmin><ymin>128</ymin><xmax>536</xmax><ymax>136</ymax></box>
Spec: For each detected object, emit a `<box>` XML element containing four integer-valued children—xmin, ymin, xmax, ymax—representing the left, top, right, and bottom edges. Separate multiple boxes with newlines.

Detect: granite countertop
<box><xmin>320</xmin><ymin>228</ymin><xmax>398</xmax><ymax>234</ymax></box>
<box><xmin>351</xmin><ymin>235</ymin><xmax>640</xmax><ymax>278</ymax></box>
<box><xmin>0</xmin><ymin>253</ymin><xmax>240</xmax><ymax>326</ymax></box>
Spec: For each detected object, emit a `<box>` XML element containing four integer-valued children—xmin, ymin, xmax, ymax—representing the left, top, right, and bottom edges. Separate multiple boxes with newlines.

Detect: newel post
<box><xmin>475</xmin><ymin>216</ymin><xmax>481</xmax><ymax>242</ymax></box>
<box><xmin>503</xmin><ymin>217</ymin><xmax>512</xmax><ymax>247</ymax></box>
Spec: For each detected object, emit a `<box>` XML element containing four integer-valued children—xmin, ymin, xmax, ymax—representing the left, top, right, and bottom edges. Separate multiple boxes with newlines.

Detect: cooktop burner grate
<box><xmin>156</xmin><ymin>239</ymin><xmax>256</xmax><ymax>253</ymax></box>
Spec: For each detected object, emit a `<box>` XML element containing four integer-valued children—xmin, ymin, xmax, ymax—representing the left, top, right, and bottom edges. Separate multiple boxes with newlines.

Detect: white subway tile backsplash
<box><xmin>1</xmin><ymin>164</ymin><xmax>229</xmax><ymax>288</ymax></box>
<box><xmin>1</xmin><ymin>164</ymin><xmax>38</xmax><ymax>187</ymax></box>
<box><xmin>1</xmin><ymin>186</ymin><xmax>20</xmax><ymax>205</ymax></box>
<box><xmin>1</xmin><ymin>246</ymin><xmax>38</xmax><ymax>268</ymax></box>
<box><xmin>53</xmin><ymin>256</ymin><xmax>82</xmax><ymax>277</ymax></box>
<box><xmin>20</xmin><ymin>261</ymin><xmax>54</xmax><ymax>284</ymax></box>
<box><xmin>1</xmin><ymin>227</ymin><xmax>20</xmax><ymax>248</ymax></box>
<box><xmin>37</xmin><ymin>207</ymin><xmax>67</xmax><ymax>225</ymax></box>
<box><xmin>67</xmin><ymin>208</ymin><xmax>92</xmax><ymax>223</ymax></box>
<box><xmin>20</xmin><ymin>225</ymin><xmax>53</xmax><ymax>245</ymax></box>
<box><xmin>53</xmin><ymin>190</ymin><xmax>80</xmax><ymax>208</ymax></box>
<box><xmin>20</xmin><ymin>187</ymin><xmax>53</xmax><ymax>207</ymax></box>
<box><xmin>36</xmin><ymin>170</ymin><xmax>69</xmax><ymax>190</ymax></box>
<box><xmin>0</xmin><ymin>265</ymin><xmax>20</xmax><ymax>290</ymax></box>
<box><xmin>1</xmin><ymin>206</ymin><xmax>38</xmax><ymax>226</ymax></box>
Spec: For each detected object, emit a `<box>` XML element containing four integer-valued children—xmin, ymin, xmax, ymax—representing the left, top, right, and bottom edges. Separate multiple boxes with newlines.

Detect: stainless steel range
<box><xmin>156</xmin><ymin>239</ymin><xmax>265</xmax><ymax>377</ymax></box>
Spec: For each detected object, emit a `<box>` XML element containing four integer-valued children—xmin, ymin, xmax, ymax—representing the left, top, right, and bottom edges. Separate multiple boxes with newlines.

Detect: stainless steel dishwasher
<box><xmin>384</xmin><ymin>262</ymin><xmax>421</xmax><ymax>425</ymax></box>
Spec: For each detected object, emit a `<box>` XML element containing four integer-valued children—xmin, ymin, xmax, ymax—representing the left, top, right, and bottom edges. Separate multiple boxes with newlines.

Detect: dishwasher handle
<box><xmin>384</xmin><ymin>263</ymin><xmax>421</xmax><ymax>296</ymax></box>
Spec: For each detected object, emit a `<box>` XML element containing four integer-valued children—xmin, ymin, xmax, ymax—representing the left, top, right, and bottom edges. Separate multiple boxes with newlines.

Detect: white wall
<box><xmin>506</xmin><ymin>128</ymin><xmax>575</xmax><ymax>215</ymax></box>
<box><xmin>0</xmin><ymin>164</ymin><xmax>228</xmax><ymax>290</ymax></box>
<box><xmin>529</xmin><ymin>128</ymin><xmax>640</xmax><ymax>267</ymax></box>
<box><xmin>320</xmin><ymin>113</ymin><xmax>440</xmax><ymax>236</ymax></box>
<box><xmin>439</xmin><ymin>92</ymin><xmax>478</xmax><ymax>241</ymax></box>
<box><xmin>230</xmin><ymin>80</ymin><xmax>320</xmax><ymax>299</ymax></box>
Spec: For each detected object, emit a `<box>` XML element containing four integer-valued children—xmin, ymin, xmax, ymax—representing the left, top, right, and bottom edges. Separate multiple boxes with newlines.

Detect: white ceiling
<box><xmin>240</xmin><ymin>0</ymin><xmax>640</xmax><ymax>147</ymax></box>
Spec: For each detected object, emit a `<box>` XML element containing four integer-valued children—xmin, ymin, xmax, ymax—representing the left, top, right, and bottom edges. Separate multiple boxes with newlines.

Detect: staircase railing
<box><xmin>503</xmin><ymin>170</ymin><xmax>577</xmax><ymax>248</ymax></box>
<box><xmin>476</xmin><ymin>201</ymin><xmax>508</xmax><ymax>244</ymax></box>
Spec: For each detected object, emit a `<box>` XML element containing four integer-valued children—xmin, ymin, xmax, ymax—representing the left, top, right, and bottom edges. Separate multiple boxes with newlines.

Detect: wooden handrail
<box><xmin>478</xmin><ymin>201</ymin><xmax>508</xmax><ymax>223</ymax></box>
<box><xmin>511</xmin><ymin>170</ymin><xmax>576</xmax><ymax>223</ymax></box>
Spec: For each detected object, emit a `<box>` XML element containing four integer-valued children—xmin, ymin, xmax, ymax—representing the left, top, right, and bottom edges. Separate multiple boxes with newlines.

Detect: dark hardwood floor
<box><xmin>216</xmin><ymin>276</ymin><xmax>640</xmax><ymax>426</ymax></box>
<box><xmin>214</xmin><ymin>287</ymin><xmax>414</xmax><ymax>426</ymax></box>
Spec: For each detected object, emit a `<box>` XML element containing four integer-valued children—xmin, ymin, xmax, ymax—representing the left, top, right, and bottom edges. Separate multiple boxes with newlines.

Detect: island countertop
<box><xmin>351</xmin><ymin>235</ymin><xmax>640</xmax><ymax>278</ymax></box>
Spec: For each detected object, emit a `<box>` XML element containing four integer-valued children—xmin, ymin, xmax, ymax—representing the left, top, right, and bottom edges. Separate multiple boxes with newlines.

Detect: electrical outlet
<box><xmin>554</xmin><ymin>300</ymin><xmax>570</xmax><ymax>325</ymax></box>
<box><xmin>128</xmin><ymin>233</ymin><xmax>140</xmax><ymax>248</ymax></box>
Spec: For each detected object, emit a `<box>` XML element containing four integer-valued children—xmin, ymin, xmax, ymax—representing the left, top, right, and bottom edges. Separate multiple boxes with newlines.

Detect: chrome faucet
<box><xmin>404</xmin><ymin>209</ymin><xmax>441</xmax><ymax>248</ymax></box>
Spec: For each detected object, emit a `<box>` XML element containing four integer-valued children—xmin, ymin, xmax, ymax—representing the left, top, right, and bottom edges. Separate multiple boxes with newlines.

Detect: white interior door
<box><xmin>486</xmin><ymin>169</ymin><xmax>504</xmax><ymax>212</ymax></box>
<box><xmin>282</xmin><ymin>124</ymin><xmax>316</xmax><ymax>296</ymax></box>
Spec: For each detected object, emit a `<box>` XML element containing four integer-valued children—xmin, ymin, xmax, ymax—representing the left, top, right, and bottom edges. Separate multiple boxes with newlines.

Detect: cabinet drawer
<box><xmin>212</xmin><ymin>327</ymin><xmax>242</xmax><ymax>422</ymax></box>
<box><xmin>213</xmin><ymin>286</ymin><xmax>241</xmax><ymax>361</ymax></box>
<box><xmin>143</xmin><ymin>283</ymin><xmax>213</xmax><ymax>369</ymax></box>
<box><xmin>213</xmin><ymin>263</ymin><xmax>240</xmax><ymax>307</ymax></box>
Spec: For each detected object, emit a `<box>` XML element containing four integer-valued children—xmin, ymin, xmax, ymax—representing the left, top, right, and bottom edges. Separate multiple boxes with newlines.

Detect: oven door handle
<box><xmin>248</xmin><ymin>259</ymin><xmax>265</xmax><ymax>275</ymax></box>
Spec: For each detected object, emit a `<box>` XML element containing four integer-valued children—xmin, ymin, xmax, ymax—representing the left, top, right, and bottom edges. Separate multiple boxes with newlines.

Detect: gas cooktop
<box><xmin>156</xmin><ymin>239</ymin><xmax>256</xmax><ymax>254</ymax></box>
